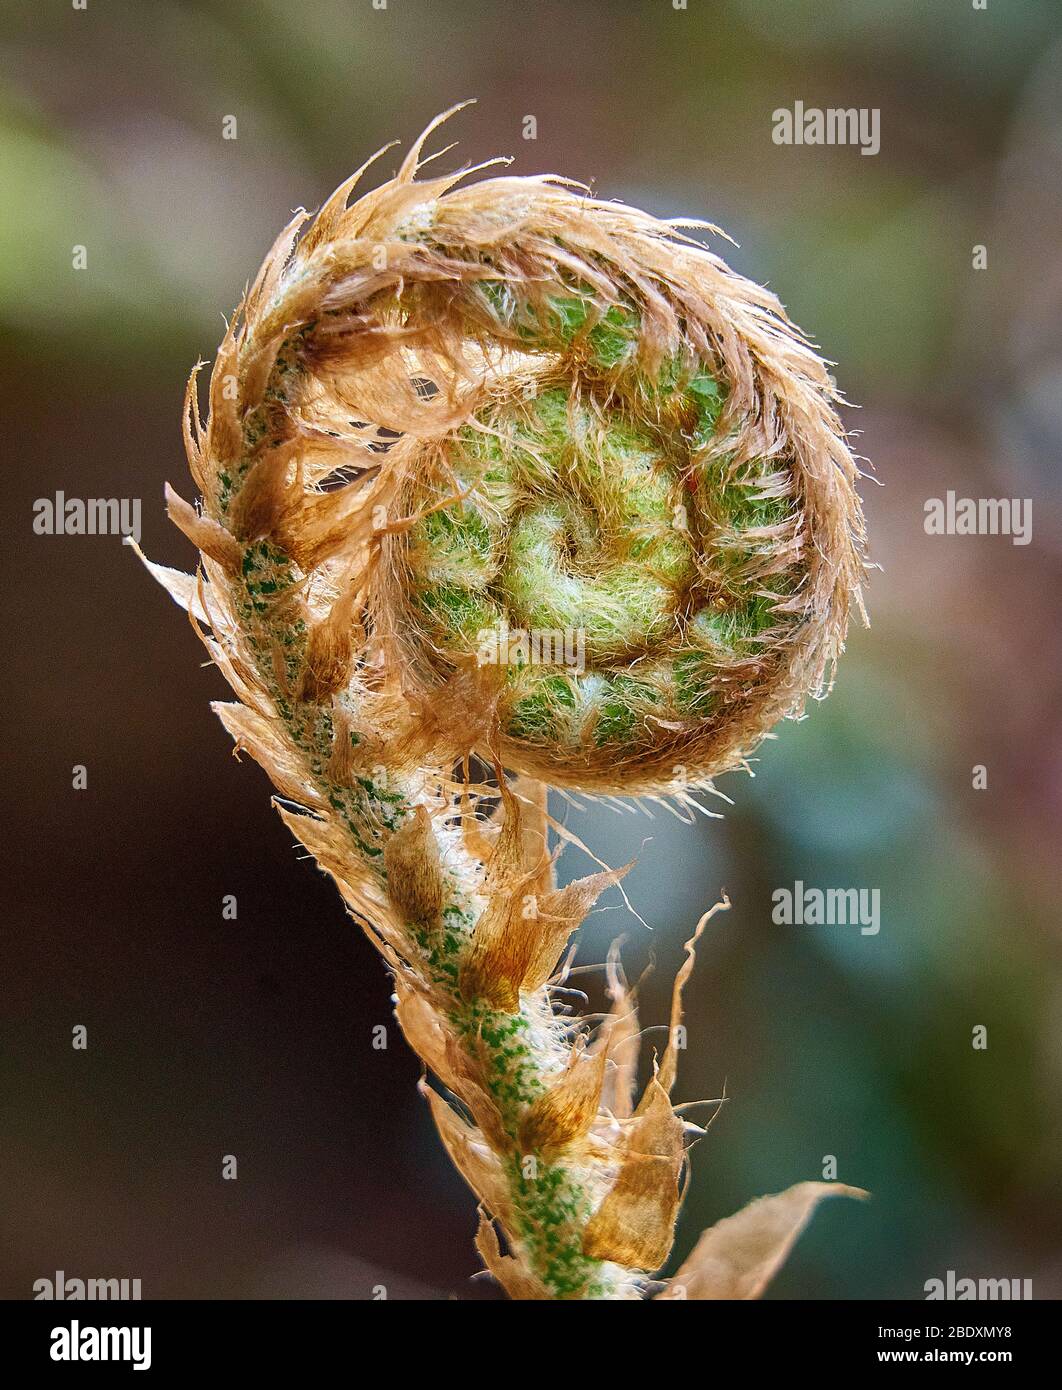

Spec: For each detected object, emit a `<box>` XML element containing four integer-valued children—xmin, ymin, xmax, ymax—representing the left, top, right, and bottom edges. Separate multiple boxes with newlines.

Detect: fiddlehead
<box><xmin>143</xmin><ymin>109</ymin><xmax>867</xmax><ymax>1300</ymax></box>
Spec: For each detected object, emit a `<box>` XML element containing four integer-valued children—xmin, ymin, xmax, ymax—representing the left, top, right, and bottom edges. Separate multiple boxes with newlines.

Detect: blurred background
<box><xmin>2</xmin><ymin>0</ymin><xmax>1060</xmax><ymax>1300</ymax></box>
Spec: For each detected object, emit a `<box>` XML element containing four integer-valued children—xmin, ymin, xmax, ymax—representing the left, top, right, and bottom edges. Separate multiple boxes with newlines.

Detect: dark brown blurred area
<box><xmin>1</xmin><ymin>0</ymin><xmax>1060</xmax><ymax>1299</ymax></box>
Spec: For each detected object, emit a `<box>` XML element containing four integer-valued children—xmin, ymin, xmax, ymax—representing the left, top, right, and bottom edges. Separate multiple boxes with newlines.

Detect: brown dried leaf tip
<box><xmin>138</xmin><ymin>106</ymin><xmax>869</xmax><ymax>1299</ymax></box>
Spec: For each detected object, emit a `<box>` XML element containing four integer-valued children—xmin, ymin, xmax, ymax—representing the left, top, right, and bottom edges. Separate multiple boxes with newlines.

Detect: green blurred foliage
<box><xmin>2</xmin><ymin>0</ymin><xmax>1059</xmax><ymax>1298</ymax></box>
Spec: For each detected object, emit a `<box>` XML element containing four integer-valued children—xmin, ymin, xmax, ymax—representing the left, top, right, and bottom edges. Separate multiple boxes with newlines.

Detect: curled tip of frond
<box><xmin>166</xmin><ymin>107</ymin><xmax>868</xmax><ymax>798</ymax></box>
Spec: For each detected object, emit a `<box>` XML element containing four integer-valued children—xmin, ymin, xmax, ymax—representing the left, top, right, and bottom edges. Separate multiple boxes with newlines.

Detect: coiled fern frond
<box><xmin>140</xmin><ymin>109</ymin><xmax>867</xmax><ymax>1300</ymax></box>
